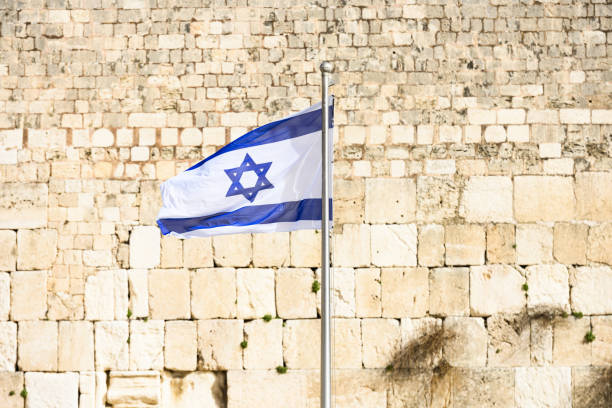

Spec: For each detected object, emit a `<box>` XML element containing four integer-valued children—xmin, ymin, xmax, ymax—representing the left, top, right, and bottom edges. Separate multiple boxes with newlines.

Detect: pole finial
<box><xmin>320</xmin><ymin>61</ymin><xmax>334</xmax><ymax>73</ymax></box>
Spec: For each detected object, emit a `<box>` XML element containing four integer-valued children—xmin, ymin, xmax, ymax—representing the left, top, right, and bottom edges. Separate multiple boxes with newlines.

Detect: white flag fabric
<box><xmin>156</xmin><ymin>100</ymin><xmax>333</xmax><ymax>238</ymax></box>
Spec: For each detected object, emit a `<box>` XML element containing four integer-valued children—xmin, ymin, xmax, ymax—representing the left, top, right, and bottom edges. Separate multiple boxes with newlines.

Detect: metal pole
<box><xmin>320</xmin><ymin>60</ymin><xmax>333</xmax><ymax>408</ymax></box>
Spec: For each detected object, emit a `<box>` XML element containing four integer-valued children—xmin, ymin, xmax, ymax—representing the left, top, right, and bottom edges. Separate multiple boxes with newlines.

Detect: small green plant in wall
<box><xmin>8</xmin><ymin>390</ymin><xmax>15</xmax><ymax>396</ymax></box>
<box><xmin>585</xmin><ymin>331</ymin><xmax>596</xmax><ymax>343</ymax></box>
<box><xmin>521</xmin><ymin>283</ymin><xmax>528</xmax><ymax>292</ymax></box>
<box><xmin>572</xmin><ymin>311</ymin><xmax>584</xmax><ymax>319</ymax></box>
<box><xmin>263</xmin><ymin>314</ymin><xmax>273</xmax><ymax>322</ymax></box>
<box><xmin>240</xmin><ymin>340</ymin><xmax>248</xmax><ymax>349</ymax></box>
<box><xmin>312</xmin><ymin>280</ymin><xmax>320</xmax><ymax>293</ymax></box>
<box><xmin>385</xmin><ymin>364</ymin><xmax>394</xmax><ymax>373</ymax></box>
<box><xmin>20</xmin><ymin>388</ymin><xmax>27</xmax><ymax>399</ymax></box>
<box><xmin>127</xmin><ymin>309</ymin><xmax>132</xmax><ymax>318</ymax></box>
<box><xmin>276</xmin><ymin>365</ymin><xmax>287</xmax><ymax>374</ymax></box>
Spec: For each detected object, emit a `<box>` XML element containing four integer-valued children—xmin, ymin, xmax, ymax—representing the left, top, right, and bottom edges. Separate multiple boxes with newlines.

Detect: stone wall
<box><xmin>0</xmin><ymin>0</ymin><xmax>611</xmax><ymax>407</ymax></box>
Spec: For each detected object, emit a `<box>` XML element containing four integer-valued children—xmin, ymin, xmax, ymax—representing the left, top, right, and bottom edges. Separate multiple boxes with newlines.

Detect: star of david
<box><xmin>224</xmin><ymin>153</ymin><xmax>274</xmax><ymax>203</ymax></box>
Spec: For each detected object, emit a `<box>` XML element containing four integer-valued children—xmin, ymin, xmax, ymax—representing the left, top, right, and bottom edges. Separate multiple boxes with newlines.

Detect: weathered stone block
<box><xmin>290</xmin><ymin>230</ymin><xmax>320</xmax><ymax>267</ymax></box>
<box><xmin>283</xmin><ymin>319</ymin><xmax>320</xmax><ymax>369</ymax></box>
<box><xmin>514</xmin><ymin>176</ymin><xmax>575</xmax><ymax>222</ymax></box>
<box><xmin>18</xmin><ymin>321</ymin><xmax>57</xmax><ymax>371</ymax></box>
<box><xmin>381</xmin><ymin>267</ymin><xmax>428</xmax><ymax>317</ymax></box>
<box><xmin>399</xmin><ymin>317</ymin><xmax>443</xmax><ymax>370</ymax></box>
<box><xmin>333</xmin><ymin>224</ymin><xmax>370</xmax><ymax>267</ymax></box>
<box><xmin>197</xmin><ymin>320</ymin><xmax>243</xmax><ymax>370</ymax></box>
<box><xmin>531</xmin><ymin>318</ymin><xmax>553</xmax><ymax>366</ymax></box>
<box><xmin>253</xmin><ymin>232</ymin><xmax>289</xmax><ymax>267</ymax></box>
<box><xmin>486</xmin><ymin>224</ymin><xmax>515</xmax><ymax>264</ymax></box>
<box><xmin>365</xmin><ymin>178</ymin><xmax>416</xmax><ymax>223</ymax></box>
<box><xmin>516</xmin><ymin>224</ymin><xmax>553</xmax><ymax>265</ymax></box>
<box><xmin>161</xmin><ymin>372</ymin><xmax>225</xmax><ymax>408</ymax></box>
<box><xmin>25</xmin><ymin>373</ymin><xmax>79</xmax><ymax>408</ymax></box>
<box><xmin>17</xmin><ymin>229</ymin><xmax>57</xmax><ymax>270</ymax></box>
<box><xmin>445</xmin><ymin>224</ymin><xmax>485</xmax><ymax>266</ymax></box>
<box><xmin>212</xmin><ymin>234</ymin><xmax>252</xmax><ymax>267</ymax></box>
<box><xmin>0</xmin><ymin>230</ymin><xmax>16</xmax><ymax>271</ymax></box>
<box><xmin>371</xmin><ymin>224</ymin><xmax>417</xmax><ymax>267</ymax></box>
<box><xmin>443</xmin><ymin>317</ymin><xmax>487</xmax><ymax>367</ymax></box>
<box><xmin>417</xmin><ymin>224</ymin><xmax>444</xmax><ymax>267</ymax></box>
<box><xmin>592</xmin><ymin>316</ymin><xmax>612</xmax><ymax>365</ymax></box>
<box><xmin>11</xmin><ymin>270</ymin><xmax>47</xmax><ymax>320</ymax></box>
<box><xmin>553</xmin><ymin>223</ymin><xmax>587</xmax><ymax>265</ymax></box>
<box><xmin>58</xmin><ymin>321</ymin><xmax>94</xmax><ymax>372</ymax></box>
<box><xmin>0</xmin><ymin>322</ymin><xmax>16</xmax><ymax>371</ymax></box>
<box><xmin>183</xmin><ymin>237</ymin><xmax>213</xmax><ymax>268</ymax></box>
<box><xmin>129</xmin><ymin>226</ymin><xmax>160</xmax><ymax>269</ymax></box>
<box><xmin>330</xmin><ymin>267</ymin><xmax>356</xmax><ymax>318</ymax></box>
<box><xmin>429</xmin><ymin>268</ymin><xmax>469</xmax><ymax>317</ymax></box>
<box><xmin>227</xmin><ymin>370</ymin><xmax>306</xmax><ymax>408</ymax></box>
<box><xmin>570</xmin><ymin>266</ymin><xmax>612</xmax><ymax>314</ymax></box>
<box><xmin>191</xmin><ymin>268</ymin><xmax>236</xmax><ymax>319</ymax></box>
<box><xmin>275</xmin><ymin>268</ymin><xmax>317</xmax><ymax>319</ymax></box>
<box><xmin>553</xmin><ymin>317</ymin><xmax>591</xmax><ymax>365</ymax></box>
<box><xmin>148</xmin><ymin>269</ymin><xmax>190</xmax><ymax>319</ymax></box>
<box><xmin>526</xmin><ymin>265</ymin><xmax>569</xmax><ymax>314</ymax></box>
<box><xmin>452</xmin><ymin>368</ymin><xmax>514</xmax><ymax>407</ymax></box>
<box><xmin>85</xmin><ymin>270</ymin><xmax>127</xmax><ymax>320</ymax></box>
<box><xmin>0</xmin><ymin>183</ymin><xmax>47</xmax><ymax>229</ymax></box>
<box><xmin>128</xmin><ymin>269</ymin><xmax>148</xmax><ymax>318</ymax></box>
<box><xmin>243</xmin><ymin>319</ymin><xmax>283</xmax><ymax>369</ymax></box>
<box><xmin>0</xmin><ymin>372</ymin><xmax>23</xmax><ymax>408</ymax></box>
<box><xmin>359</xmin><ymin>319</ymin><xmax>401</xmax><ymax>372</ymax></box>
<box><xmin>587</xmin><ymin>223</ymin><xmax>612</xmax><ymax>265</ymax></box>
<box><xmin>165</xmin><ymin>320</ymin><xmax>197</xmax><ymax>371</ymax></box>
<box><xmin>572</xmin><ymin>367</ymin><xmax>612</xmax><ymax>408</ymax></box>
<box><xmin>470</xmin><ymin>265</ymin><xmax>525</xmax><ymax>316</ymax></box>
<box><xmin>333</xmin><ymin>319</ymin><xmax>362</xmax><ymax>369</ymax></box>
<box><xmin>130</xmin><ymin>320</ymin><xmax>164</xmax><ymax>370</ymax></box>
<box><xmin>94</xmin><ymin>321</ymin><xmax>129</xmax><ymax>371</ymax></box>
<box><xmin>161</xmin><ymin>235</ymin><xmax>182</xmax><ymax>268</ymax></box>
<box><xmin>106</xmin><ymin>371</ymin><xmax>160</xmax><ymax>407</ymax></box>
<box><xmin>460</xmin><ymin>176</ymin><xmax>513</xmax><ymax>222</ymax></box>
<box><xmin>487</xmin><ymin>314</ymin><xmax>530</xmax><ymax>367</ymax></box>
<box><xmin>237</xmin><ymin>268</ymin><xmax>275</xmax><ymax>319</ymax></box>
<box><xmin>0</xmin><ymin>273</ymin><xmax>8</xmax><ymax>320</ymax></box>
<box><xmin>355</xmin><ymin>268</ymin><xmax>381</xmax><ymax>317</ymax></box>
<box><xmin>416</xmin><ymin>176</ymin><xmax>460</xmax><ymax>222</ymax></box>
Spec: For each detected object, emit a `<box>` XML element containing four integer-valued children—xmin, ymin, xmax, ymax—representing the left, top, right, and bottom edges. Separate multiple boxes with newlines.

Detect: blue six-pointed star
<box><xmin>224</xmin><ymin>153</ymin><xmax>274</xmax><ymax>202</ymax></box>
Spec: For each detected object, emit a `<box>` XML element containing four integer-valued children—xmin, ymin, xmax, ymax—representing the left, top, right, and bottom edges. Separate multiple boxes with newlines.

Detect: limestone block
<box><xmin>243</xmin><ymin>319</ymin><xmax>283</xmax><ymax>369</ymax></box>
<box><xmin>213</xmin><ymin>234</ymin><xmax>252</xmax><ymax>267</ymax></box>
<box><xmin>165</xmin><ymin>320</ymin><xmax>197</xmax><ymax>371</ymax></box>
<box><xmin>25</xmin><ymin>372</ymin><xmax>78</xmax><ymax>408</ymax></box>
<box><xmin>290</xmin><ymin>230</ymin><xmax>320</xmax><ymax>267</ymax></box>
<box><xmin>183</xmin><ymin>237</ymin><xmax>213</xmax><ymax>268</ymax></box>
<box><xmin>275</xmin><ymin>268</ymin><xmax>316</xmax><ymax>319</ymax></box>
<box><xmin>416</xmin><ymin>176</ymin><xmax>460</xmax><ymax>222</ymax></box>
<box><xmin>114</xmin><ymin>270</ymin><xmax>129</xmax><ymax>320</ymax></box>
<box><xmin>553</xmin><ymin>317</ymin><xmax>591</xmax><ymax>365</ymax></box>
<box><xmin>332</xmin><ymin>267</ymin><xmax>356</xmax><ymax>317</ymax></box>
<box><xmin>443</xmin><ymin>317</ymin><xmax>487</xmax><ymax>367</ymax></box>
<box><xmin>576</xmin><ymin>172</ymin><xmax>612</xmax><ymax>221</ymax></box>
<box><xmin>161</xmin><ymin>235</ymin><xmax>182</xmax><ymax>268</ymax></box>
<box><xmin>470</xmin><ymin>265</ymin><xmax>525</xmax><ymax>316</ymax></box>
<box><xmin>553</xmin><ymin>222</ymin><xmax>587</xmax><ymax>264</ymax></box>
<box><xmin>514</xmin><ymin>176</ymin><xmax>574</xmax><ymax>222</ymax></box>
<box><xmin>106</xmin><ymin>371</ymin><xmax>160</xmax><ymax>407</ymax></box>
<box><xmin>161</xmin><ymin>372</ymin><xmax>225</xmax><ymax>408</ymax></box>
<box><xmin>333</xmin><ymin>224</ymin><xmax>370</xmax><ymax>267</ymax></box>
<box><xmin>570</xmin><ymin>266</ymin><xmax>612</xmax><ymax>314</ymax></box>
<box><xmin>253</xmin><ymin>232</ymin><xmax>289</xmax><ymax>267</ymax></box>
<box><xmin>197</xmin><ymin>320</ymin><xmax>243</xmax><ymax>370</ymax></box>
<box><xmin>452</xmin><ymin>369</ymin><xmax>514</xmax><ymax>407</ymax></box>
<box><xmin>191</xmin><ymin>268</ymin><xmax>236</xmax><ymax>319</ymax></box>
<box><xmin>283</xmin><ymin>319</ymin><xmax>320</xmax><ymax>369</ymax></box>
<box><xmin>333</xmin><ymin>319</ymin><xmax>362</xmax><ymax>369</ymax></box>
<box><xmin>18</xmin><ymin>321</ymin><xmax>57</xmax><ymax>371</ymax></box>
<box><xmin>365</xmin><ymin>178</ymin><xmax>416</xmax><ymax>223</ymax></box>
<box><xmin>58</xmin><ymin>321</ymin><xmax>94</xmax><ymax>372</ymax></box>
<box><xmin>47</xmin><ymin>292</ymin><xmax>83</xmax><ymax>321</ymax></box>
<box><xmin>0</xmin><ymin>372</ymin><xmax>23</xmax><ymax>408</ymax></box>
<box><xmin>530</xmin><ymin>318</ymin><xmax>553</xmax><ymax>365</ymax></box>
<box><xmin>130</xmin><ymin>320</ymin><xmax>164</xmax><ymax>370</ymax></box>
<box><xmin>417</xmin><ymin>224</ymin><xmax>444</xmax><ymax>267</ymax></box>
<box><xmin>592</xmin><ymin>316</ymin><xmax>612</xmax><ymax>365</ymax></box>
<box><xmin>487</xmin><ymin>314</ymin><xmax>530</xmax><ymax>367</ymax></box>
<box><xmin>11</xmin><ymin>270</ymin><xmax>47</xmax><ymax>320</ymax></box>
<box><xmin>237</xmin><ymin>268</ymin><xmax>275</xmax><ymax>319</ymax></box>
<box><xmin>526</xmin><ymin>265</ymin><xmax>569</xmax><ymax>314</ymax></box>
<box><xmin>371</xmin><ymin>224</ymin><xmax>417</xmax><ymax>267</ymax></box>
<box><xmin>0</xmin><ymin>322</ymin><xmax>16</xmax><ymax>371</ymax></box>
<box><xmin>445</xmin><ymin>224</ymin><xmax>485</xmax><ymax>266</ymax></box>
<box><xmin>516</xmin><ymin>224</ymin><xmax>553</xmax><ymax>265</ymax></box>
<box><xmin>85</xmin><ymin>270</ymin><xmax>127</xmax><ymax>320</ymax></box>
<box><xmin>400</xmin><ymin>317</ymin><xmax>443</xmax><ymax>369</ymax></box>
<box><xmin>226</xmin><ymin>370</ymin><xmax>306</xmax><ymax>408</ymax></box>
<box><xmin>361</xmin><ymin>318</ymin><xmax>400</xmax><ymax>368</ymax></box>
<box><xmin>128</xmin><ymin>269</ymin><xmax>148</xmax><ymax>318</ymax></box>
<box><xmin>139</xmin><ymin>181</ymin><xmax>162</xmax><ymax>226</ymax></box>
<box><xmin>460</xmin><ymin>176</ymin><xmax>513</xmax><ymax>222</ymax></box>
<box><xmin>94</xmin><ymin>321</ymin><xmax>129</xmax><ymax>371</ymax></box>
<box><xmin>572</xmin><ymin>367</ymin><xmax>612</xmax><ymax>408</ymax></box>
<box><xmin>129</xmin><ymin>226</ymin><xmax>160</xmax><ymax>269</ymax></box>
<box><xmin>148</xmin><ymin>269</ymin><xmax>190</xmax><ymax>319</ymax></box>
<box><xmin>355</xmin><ymin>268</ymin><xmax>381</xmax><ymax>317</ymax></box>
<box><xmin>486</xmin><ymin>224</ymin><xmax>515</xmax><ymax>264</ymax></box>
<box><xmin>0</xmin><ymin>230</ymin><xmax>16</xmax><ymax>271</ymax></box>
<box><xmin>439</xmin><ymin>125</ymin><xmax>461</xmax><ymax>143</ymax></box>
<box><xmin>381</xmin><ymin>267</ymin><xmax>428</xmax><ymax>317</ymax></box>
<box><xmin>429</xmin><ymin>268</ymin><xmax>469</xmax><ymax>317</ymax></box>
<box><xmin>0</xmin><ymin>183</ymin><xmax>47</xmax><ymax>229</ymax></box>
<box><xmin>17</xmin><ymin>229</ymin><xmax>57</xmax><ymax>270</ymax></box>
<box><xmin>484</xmin><ymin>125</ymin><xmax>506</xmax><ymax>142</ymax></box>
<box><xmin>587</xmin><ymin>223</ymin><xmax>612</xmax><ymax>265</ymax></box>
<box><xmin>92</xmin><ymin>128</ymin><xmax>114</xmax><ymax>147</ymax></box>
<box><xmin>0</xmin><ymin>273</ymin><xmax>8</xmax><ymax>320</ymax></box>
<box><xmin>78</xmin><ymin>371</ymin><xmax>106</xmax><ymax>408</ymax></box>
<box><xmin>515</xmin><ymin>367</ymin><xmax>571</xmax><ymax>407</ymax></box>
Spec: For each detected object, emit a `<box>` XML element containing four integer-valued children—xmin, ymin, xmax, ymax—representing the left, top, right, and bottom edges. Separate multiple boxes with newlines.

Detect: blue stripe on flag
<box><xmin>157</xmin><ymin>198</ymin><xmax>332</xmax><ymax>235</ymax></box>
<box><xmin>187</xmin><ymin>104</ymin><xmax>334</xmax><ymax>172</ymax></box>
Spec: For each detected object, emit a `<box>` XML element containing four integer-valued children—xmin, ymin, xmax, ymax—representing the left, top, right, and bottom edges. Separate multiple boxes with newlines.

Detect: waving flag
<box><xmin>156</xmin><ymin>101</ymin><xmax>333</xmax><ymax>238</ymax></box>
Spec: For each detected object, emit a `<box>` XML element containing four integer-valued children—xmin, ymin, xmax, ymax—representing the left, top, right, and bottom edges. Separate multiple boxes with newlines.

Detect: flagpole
<box><xmin>320</xmin><ymin>61</ymin><xmax>333</xmax><ymax>408</ymax></box>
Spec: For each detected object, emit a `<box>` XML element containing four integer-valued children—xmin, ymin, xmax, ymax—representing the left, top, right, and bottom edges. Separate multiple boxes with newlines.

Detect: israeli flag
<box><xmin>156</xmin><ymin>100</ymin><xmax>333</xmax><ymax>238</ymax></box>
